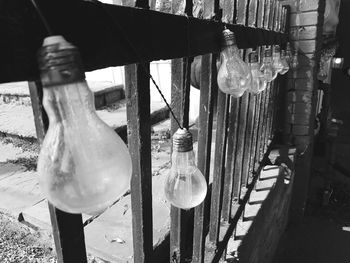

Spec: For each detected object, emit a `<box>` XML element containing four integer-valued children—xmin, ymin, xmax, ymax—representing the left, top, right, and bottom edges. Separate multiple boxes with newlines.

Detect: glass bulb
<box><xmin>279</xmin><ymin>50</ymin><xmax>290</xmax><ymax>75</ymax></box>
<box><xmin>285</xmin><ymin>42</ymin><xmax>292</xmax><ymax>66</ymax></box>
<box><xmin>291</xmin><ymin>52</ymin><xmax>299</xmax><ymax>70</ymax></box>
<box><xmin>164</xmin><ymin>129</ymin><xmax>207</xmax><ymax>209</ymax></box>
<box><xmin>217</xmin><ymin>29</ymin><xmax>251</xmax><ymax>98</ymax></box>
<box><xmin>272</xmin><ymin>45</ymin><xmax>284</xmax><ymax>76</ymax></box>
<box><xmin>247</xmin><ymin>51</ymin><xmax>266</xmax><ymax>94</ymax></box>
<box><xmin>37</xmin><ymin>36</ymin><xmax>132</xmax><ymax>215</ymax></box>
<box><xmin>260</xmin><ymin>47</ymin><xmax>276</xmax><ymax>83</ymax></box>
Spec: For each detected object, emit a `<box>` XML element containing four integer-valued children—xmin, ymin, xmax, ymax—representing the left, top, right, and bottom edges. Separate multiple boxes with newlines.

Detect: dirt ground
<box><xmin>0</xmin><ymin>211</ymin><xmax>56</xmax><ymax>263</ymax></box>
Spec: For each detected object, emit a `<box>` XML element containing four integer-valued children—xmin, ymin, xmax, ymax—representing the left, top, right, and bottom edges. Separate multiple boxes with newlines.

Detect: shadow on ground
<box><xmin>273</xmin><ymin>166</ymin><xmax>350</xmax><ymax>263</ymax></box>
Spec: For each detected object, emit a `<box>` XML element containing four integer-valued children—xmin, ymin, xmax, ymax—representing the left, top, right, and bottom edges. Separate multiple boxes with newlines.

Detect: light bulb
<box><xmin>164</xmin><ymin>128</ymin><xmax>207</xmax><ymax>209</ymax></box>
<box><xmin>260</xmin><ymin>47</ymin><xmax>277</xmax><ymax>82</ymax></box>
<box><xmin>272</xmin><ymin>45</ymin><xmax>284</xmax><ymax>75</ymax></box>
<box><xmin>37</xmin><ymin>36</ymin><xmax>132</xmax><ymax>215</ymax></box>
<box><xmin>291</xmin><ymin>52</ymin><xmax>299</xmax><ymax>70</ymax></box>
<box><xmin>280</xmin><ymin>50</ymin><xmax>290</xmax><ymax>75</ymax></box>
<box><xmin>285</xmin><ymin>42</ymin><xmax>292</xmax><ymax>66</ymax></box>
<box><xmin>247</xmin><ymin>51</ymin><xmax>266</xmax><ymax>94</ymax></box>
<box><xmin>217</xmin><ymin>29</ymin><xmax>251</xmax><ymax>98</ymax></box>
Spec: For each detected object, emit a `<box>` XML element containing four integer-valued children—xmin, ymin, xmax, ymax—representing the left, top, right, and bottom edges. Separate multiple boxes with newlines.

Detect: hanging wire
<box><xmin>87</xmin><ymin>0</ymin><xmax>184</xmax><ymax>129</ymax></box>
<box><xmin>30</xmin><ymin>0</ymin><xmax>54</xmax><ymax>36</ymax></box>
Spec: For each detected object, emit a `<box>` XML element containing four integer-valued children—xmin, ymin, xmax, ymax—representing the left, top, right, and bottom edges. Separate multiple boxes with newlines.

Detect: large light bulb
<box><xmin>164</xmin><ymin>128</ymin><xmax>207</xmax><ymax>209</ymax></box>
<box><xmin>260</xmin><ymin>47</ymin><xmax>277</xmax><ymax>83</ymax></box>
<box><xmin>272</xmin><ymin>45</ymin><xmax>284</xmax><ymax>75</ymax></box>
<box><xmin>279</xmin><ymin>50</ymin><xmax>290</xmax><ymax>75</ymax></box>
<box><xmin>247</xmin><ymin>51</ymin><xmax>266</xmax><ymax>94</ymax></box>
<box><xmin>37</xmin><ymin>36</ymin><xmax>132</xmax><ymax>215</ymax></box>
<box><xmin>217</xmin><ymin>29</ymin><xmax>251</xmax><ymax>98</ymax></box>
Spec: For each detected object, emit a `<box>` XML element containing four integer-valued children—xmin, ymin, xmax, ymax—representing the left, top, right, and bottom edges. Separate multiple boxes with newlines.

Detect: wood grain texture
<box><xmin>0</xmin><ymin>0</ymin><xmax>288</xmax><ymax>83</ymax></box>
<box><xmin>125</xmin><ymin>63</ymin><xmax>153</xmax><ymax>263</ymax></box>
<box><xmin>192</xmin><ymin>54</ymin><xmax>217</xmax><ymax>263</ymax></box>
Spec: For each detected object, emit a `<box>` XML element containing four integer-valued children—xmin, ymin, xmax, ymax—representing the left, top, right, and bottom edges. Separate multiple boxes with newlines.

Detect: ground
<box><xmin>272</xmin><ymin>162</ymin><xmax>350</xmax><ymax>263</ymax></box>
<box><xmin>0</xmin><ymin>212</ymin><xmax>56</xmax><ymax>263</ymax></box>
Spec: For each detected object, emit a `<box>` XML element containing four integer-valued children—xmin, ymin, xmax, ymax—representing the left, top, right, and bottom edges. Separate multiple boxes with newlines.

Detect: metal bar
<box><xmin>28</xmin><ymin>81</ymin><xmax>88</xmax><ymax>263</ymax></box>
<box><xmin>125</xmin><ymin>63</ymin><xmax>153</xmax><ymax>263</ymax></box>
<box><xmin>192</xmin><ymin>54</ymin><xmax>217</xmax><ymax>263</ymax></box>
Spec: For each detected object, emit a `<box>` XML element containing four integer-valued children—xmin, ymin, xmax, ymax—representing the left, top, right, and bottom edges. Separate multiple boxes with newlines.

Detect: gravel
<box><xmin>0</xmin><ymin>212</ymin><xmax>56</xmax><ymax>263</ymax></box>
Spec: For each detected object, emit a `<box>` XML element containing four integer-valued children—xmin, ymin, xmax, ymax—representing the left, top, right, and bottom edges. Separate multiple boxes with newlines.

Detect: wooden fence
<box><xmin>2</xmin><ymin>0</ymin><xmax>290</xmax><ymax>262</ymax></box>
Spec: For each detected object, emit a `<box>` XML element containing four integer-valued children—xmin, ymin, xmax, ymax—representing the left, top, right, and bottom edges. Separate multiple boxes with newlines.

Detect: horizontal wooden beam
<box><xmin>0</xmin><ymin>0</ymin><xmax>288</xmax><ymax>84</ymax></box>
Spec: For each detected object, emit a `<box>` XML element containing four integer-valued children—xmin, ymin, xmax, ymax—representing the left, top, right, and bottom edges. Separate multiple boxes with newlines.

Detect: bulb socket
<box><xmin>264</xmin><ymin>48</ymin><xmax>272</xmax><ymax>57</ymax></box>
<box><xmin>221</xmin><ymin>29</ymin><xmax>236</xmax><ymax>48</ymax></box>
<box><xmin>172</xmin><ymin>128</ymin><xmax>193</xmax><ymax>152</ymax></box>
<box><xmin>38</xmin><ymin>36</ymin><xmax>85</xmax><ymax>87</ymax></box>
<box><xmin>281</xmin><ymin>50</ymin><xmax>286</xmax><ymax>58</ymax></box>
<box><xmin>273</xmin><ymin>45</ymin><xmax>281</xmax><ymax>53</ymax></box>
<box><xmin>249</xmin><ymin>51</ymin><xmax>259</xmax><ymax>63</ymax></box>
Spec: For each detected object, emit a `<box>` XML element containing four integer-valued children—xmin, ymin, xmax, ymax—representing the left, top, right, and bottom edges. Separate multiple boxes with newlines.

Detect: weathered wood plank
<box><xmin>170</xmin><ymin>60</ymin><xmax>193</xmax><ymax>263</ymax></box>
<box><xmin>264</xmin><ymin>0</ymin><xmax>271</xmax><ymax>29</ymax></box>
<box><xmin>0</xmin><ymin>0</ymin><xmax>288</xmax><ymax>84</ymax></box>
<box><xmin>255</xmin><ymin>84</ymin><xmax>268</xmax><ymax>170</ymax></box>
<box><xmin>28</xmin><ymin>81</ymin><xmax>87</xmax><ymax>263</ymax></box>
<box><xmin>242</xmin><ymin>93</ymin><xmax>256</xmax><ymax>186</ymax></box>
<box><xmin>221</xmin><ymin>97</ymin><xmax>240</xmax><ymax>222</ymax></box>
<box><xmin>248</xmin><ymin>92</ymin><xmax>261</xmax><ymax>181</ymax></box>
<box><xmin>208</xmin><ymin>91</ymin><xmax>230</xmax><ymax>242</ymax></box>
<box><xmin>192</xmin><ymin>54</ymin><xmax>217</xmax><ymax>263</ymax></box>
<box><xmin>125</xmin><ymin>63</ymin><xmax>153</xmax><ymax>263</ymax></box>
<box><xmin>248</xmin><ymin>0</ymin><xmax>258</xmax><ymax>27</ymax></box>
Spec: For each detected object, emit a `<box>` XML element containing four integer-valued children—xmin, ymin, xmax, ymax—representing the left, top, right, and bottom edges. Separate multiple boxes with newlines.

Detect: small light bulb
<box><xmin>279</xmin><ymin>50</ymin><xmax>290</xmax><ymax>75</ymax></box>
<box><xmin>260</xmin><ymin>47</ymin><xmax>276</xmax><ymax>83</ymax></box>
<box><xmin>272</xmin><ymin>45</ymin><xmax>284</xmax><ymax>76</ymax></box>
<box><xmin>247</xmin><ymin>51</ymin><xmax>266</xmax><ymax>94</ymax></box>
<box><xmin>164</xmin><ymin>128</ymin><xmax>207</xmax><ymax>209</ymax></box>
<box><xmin>217</xmin><ymin>29</ymin><xmax>251</xmax><ymax>98</ymax></box>
<box><xmin>291</xmin><ymin>52</ymin><xmax>299</xmax><ymax>70</ymax></box>
<box><xmin>37</xmin><ymin>36</ymin><xmax>132</xmax><ymax>215</ymax></box>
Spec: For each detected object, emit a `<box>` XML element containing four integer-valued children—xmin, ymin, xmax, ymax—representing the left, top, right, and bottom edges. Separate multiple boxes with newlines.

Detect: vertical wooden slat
<box><xmin>28</xmin><ymin>81</ymin><xmax>88</xmax><ymax>263</ymax></box>
<box><xmin>242</xmin><ymin>0</ymin><xmax>260</xmax><ymax>187</ymax></box>
<box><xmin>220</xmin><ymin>0</ymin><xmax>239</xmax><ymax>224</ymax></box>
<box><xmin>221</xmin><ymin>98</ymin><xmax>240</xmax><ymax>221</ymax></box>
<box><xmin>263</xmin><ymin>0</ymin><xmax>271</xmax><ymax>30</ymax></box>
<box><xmin>124</xmin><ymin>1</ymin><xmax>153</xmax><ymax>262</ymax></box>
<box><xmin>208</xmin><ymin>91</ymin><xmax>230</xmax><ymax>241</ymax></box>
<box><xmin>192</xmin><ymin>54</ymin><xmax>217</xmax><ymax>263</ymax></box>
<box><xmin>248</xmin><ymin>91</ymin><xmax>261</xmax><ymax>180</ymax></box>
<box><xmin>249</xmin><ymin>0</ymin><xmax>265</xmax><ymax>176</ymax></box>
<box><xmin>242</xmin><ymin>92</ymin><xmax>256</xmax><ymax>186</ymax></box>
<box><xmin>254</xmin><ymin>83</ymin><xmax>267</xmax><ymax>170</ymax></box>
<box><xmin>170</xmin><ymin>57</ymin><xmax>193</xmax><ymax>263</ymax></box>
<box><xmin>248</xmin><ymin>0</ymin><xmax>258</xmax><ymax>27</ymax></box>
<box><xmin>206</xmin><ymin>0</ymin><xmax>231</xmax><ymax>253</ymax></box>
<box><xmin>169</xmin><ymin>0</ymin><xmax>194</xmax><ymax>261</ymax></box>
<box><xmin>232</xmin><ymin>0</ymin><xmax>249</xmax><ymax>200</ymax></box>
<box><xmin>125</xmin><ymin>63</ymin><xmax>153</xmax><ymax>263</ymax></box>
